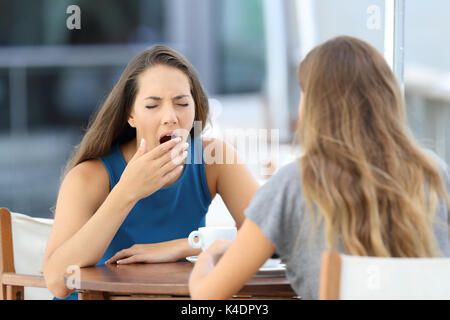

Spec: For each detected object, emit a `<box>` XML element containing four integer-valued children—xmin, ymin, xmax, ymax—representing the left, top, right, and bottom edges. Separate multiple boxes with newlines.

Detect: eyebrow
<box><xmin>144</xmin><ymin>96</ymin><xmax>162</xmax><ymax>101</ymax></box>
<box><xmin>144</xmin><ymin>95</ymin><xmax>189</xmax><ymax>100</ymax></box>
<box><xmin>173</xmin><ymin>95</ymin><xmax>189</xmax><ymax>100</ymax></box>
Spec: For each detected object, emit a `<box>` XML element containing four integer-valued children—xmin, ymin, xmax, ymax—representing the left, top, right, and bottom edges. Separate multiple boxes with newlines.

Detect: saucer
<box><xmin>186</xmin><ymin>256</ymin><xmax>286</xmax><ymax>273</ymax></box>
<box><xmin>258</xmin><ymin>265</ymin><xmax>286</xmax><ymax>272</ymax></box>
<box><xmin>254</xmin><ymin>263</ymin><xmax>286</xmax><ymax>277</ymax></box>
<box><xmin>186</xmin><ymin>256</ymin><xmax>198</xmax><ymax>263</ymax></box>
<box><xmin>262</xmin><ymin>258</ymin><xmax>282</xmax><ymax>268</ymax></box>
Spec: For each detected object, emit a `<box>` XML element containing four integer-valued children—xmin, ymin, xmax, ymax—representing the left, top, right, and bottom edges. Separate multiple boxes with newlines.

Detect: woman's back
<box><xmin>245</xmin><ymin>154</ymin><xmax>450</xmax><ymax>299</ymax></box>
<box><xmin>296</xmin><ymin>36</ymin><xmax>450</xmax><ymax>258</ymax></box>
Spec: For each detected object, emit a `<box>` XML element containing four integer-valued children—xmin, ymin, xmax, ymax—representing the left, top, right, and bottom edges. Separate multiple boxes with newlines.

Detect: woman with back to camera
<box><xmin>43</xmin><ymin>45</ymin><xmax>259</xmax><ymax>299</ymax></box>
<box><xmin>189</xmin><ymin>36</ymin><xmax>450</xmax><ymax>300</ymax></box>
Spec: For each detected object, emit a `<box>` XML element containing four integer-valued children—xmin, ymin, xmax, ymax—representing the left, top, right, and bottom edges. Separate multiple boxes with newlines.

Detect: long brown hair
<box><xmin>63</xmin><ymin>45</ymin><xmax>209</xmax><ymax>178</ymax></box>
<box><xmin>297</xmin><ymin>36</ymin><xmax>449</xmax><ymax>257</ymax></box>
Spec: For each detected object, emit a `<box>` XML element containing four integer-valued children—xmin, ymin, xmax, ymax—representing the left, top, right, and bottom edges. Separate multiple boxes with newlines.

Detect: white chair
<box><xmin>319</xmin><ymin>250</ymin><xmax>450</xmax><ymax>300</ymax></box>
<box><xmin>0</xmin><ymin>207</ymin><xmax>54</xmax><ymax>300</ymax></box>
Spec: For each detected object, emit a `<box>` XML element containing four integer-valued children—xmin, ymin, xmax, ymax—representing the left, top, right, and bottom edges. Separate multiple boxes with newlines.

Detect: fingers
<box><xmin>204</xmin><ymin>240</ymin><xmax>232</xmax><ymax>264</ymax></box>
<box><xmin>159</xmin><ymin>150</ymin><xmax>188</xmax><ymax>176</ymax></box>
<box><xmin>209</xmin><ymin>240</ymin><xmax>232</xmax><ymax>252</ymax></box>
<box><xmin>148</xmin><ymin>137</ymin><xmax>183</xmax><ymax>160</ymax></box>
<box><xmin>107</xmin><ymin>255</ymin><xmax>144</xmax><ymax>265</ymax></box>
<box><xmin>151</xmin><ymin>141</ymin><xmax>190</xmax><ymax>170</ymax></box>
<box><xmin>129</xmin><ymin>138</ymin><xmax>147</xmax><ymax>163</ymax></box>
<box><xmin>115</xmin><ymin>255</ymin><xmax>143</xmax><ymax>265</ymax></box>
<box><xmin>106</xmin><ymin>248</ymin><xmax>134</xmax><ymax>264</ymax></box>
<box><xmin>155</xmin><ymin>141</ymin><xmax>189</xmax><ymax>168</ymax></box>
<box><xmin>161</xmin><ymin>164</ymin><xmax>185</xmax><ymax>185</ymax></box>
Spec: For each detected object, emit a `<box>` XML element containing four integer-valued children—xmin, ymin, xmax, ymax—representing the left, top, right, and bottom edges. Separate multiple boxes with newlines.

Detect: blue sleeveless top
<box><xmin>58</xmin><ymin>137</ymin><xmax>211</xmax><ymax>299</ymax></box>
<box><xmin>97</xmin><ymin>136</ymin><xmax>211</xmax><ymax>264</ymax></box>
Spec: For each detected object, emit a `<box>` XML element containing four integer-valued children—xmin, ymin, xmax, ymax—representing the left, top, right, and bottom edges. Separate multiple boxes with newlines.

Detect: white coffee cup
<box><xmin>188</xmin><ymin>227</ymin><xmax>237</xmax><ymax>251</ymax></box>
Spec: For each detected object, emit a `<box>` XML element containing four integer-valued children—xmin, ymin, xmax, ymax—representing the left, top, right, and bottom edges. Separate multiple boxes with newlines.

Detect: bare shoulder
<box><xmin>66</xmin><ymin>159</ymin><xmax>109</xmax><ymax>188</ymax></box>
<box><xmin>202</xmin><ymin>137</ymin><xmax>239</xmax><ymax>164</ymax></box>
<box><xmin>202</xmin><ymin>138</ymin><xmax>241</xmax><ymax>198</ymax></box>
<box><xmin>201</xmin><ymin>136</ymin><xmax>222</xmax><ymax>150</ymax></box>
<box><xmin>202</xmin><ymin>137</ymin><xmax>226</xmax><ymax>198</ymax></box>
<box><xmin>202</xmin><ymin>138</ymin><xmax>220</xmax><ymax>198</ymax></box>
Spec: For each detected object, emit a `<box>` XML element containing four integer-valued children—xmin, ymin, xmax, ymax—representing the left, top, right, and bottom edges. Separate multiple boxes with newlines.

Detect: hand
<box><xmin>198</xmin><ymin>239</ymin><xmax>233</xmax><ymax>266</ymax></box>
<box><xmin>105</xmin><ymin>239</ymin><xmax>189</xmax><ymax>264</ymax></box>
<box><xmin>117</xmin><ymin>138</ymin><xmax>189</xmax><ymax>202</ymax></box>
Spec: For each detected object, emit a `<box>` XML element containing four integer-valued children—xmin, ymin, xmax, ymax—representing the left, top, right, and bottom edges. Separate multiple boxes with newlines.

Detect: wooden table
<box><xmin>65</xmin><ymin>262</ymin><xmax>298</xmax><ymax>300</ymax></box>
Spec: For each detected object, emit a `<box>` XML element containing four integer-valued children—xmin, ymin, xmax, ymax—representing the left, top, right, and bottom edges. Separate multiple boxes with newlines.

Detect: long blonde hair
<box><xmin>297</xmin><ymin>36</ymin><xmax>449</xmax><ymax>257</ymax></box>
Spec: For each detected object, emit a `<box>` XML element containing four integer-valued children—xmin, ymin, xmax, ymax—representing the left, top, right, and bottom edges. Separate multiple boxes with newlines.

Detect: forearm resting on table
<box><xmin>43</xmin><ymin>186</ymin><xmax>137</xmax><ymax>298</ymax></box>
<box><xmin>178</xmin><ymin>239</ymin><xmax>202</xmax><ymax>259</ymax></box>
<box><xmin>189</xmin><ymin>253</ymin><xmax>218</xmax><ymax>299</ymax></box>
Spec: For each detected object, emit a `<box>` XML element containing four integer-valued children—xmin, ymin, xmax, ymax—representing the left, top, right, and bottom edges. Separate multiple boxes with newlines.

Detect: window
<box><xmin>218</xmin><ymin>0</ymin><xmax>266</xmax><ymax>93</ymax></box>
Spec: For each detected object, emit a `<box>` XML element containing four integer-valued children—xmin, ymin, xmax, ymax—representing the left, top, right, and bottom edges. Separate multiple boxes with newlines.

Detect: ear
<box><xmin>128</xmin><ymin>111</ymin><xmax>136</xmax><ymax>128</ymax></box>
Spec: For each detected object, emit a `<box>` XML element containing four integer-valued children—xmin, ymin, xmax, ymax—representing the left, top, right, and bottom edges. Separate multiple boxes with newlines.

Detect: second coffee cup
<box><xmin>188</xmin><ymin>227</ymin><xmax>237</xmax><ymax>251</ymax></box>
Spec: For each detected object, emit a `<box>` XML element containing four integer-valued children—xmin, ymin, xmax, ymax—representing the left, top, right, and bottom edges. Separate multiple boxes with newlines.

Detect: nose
<box><xmin>161</xmin><ymin>105</ymin><xmax>178</xmax><ymax>126</ymax></box>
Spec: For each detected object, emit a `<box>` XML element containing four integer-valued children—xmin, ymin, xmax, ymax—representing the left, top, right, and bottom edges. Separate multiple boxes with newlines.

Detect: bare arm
<box><xmin>43</xmin><ymin>160</ymin><xmax>136</xmax><ymax>299</ymax></box>
<box><xmin>189</xmin><ymin>218</ymin><xmax>275</xmax><ymax>299</ymax></box>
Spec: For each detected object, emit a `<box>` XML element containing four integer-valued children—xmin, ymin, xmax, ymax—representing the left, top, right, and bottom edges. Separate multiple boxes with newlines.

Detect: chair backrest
<box><xmin>319</xmin><ymin>250</ymin><xmax>450</xmax><ymax>300</ymax></box>
<box><xmin>0</xmin><ymin>208</ymin><xmax>15</xmax><ymax>277</ymax></box>
<box><xmin>0</xmin><ymin>207</ymin><xmax>54</xmax><ymax>299</ymax></box>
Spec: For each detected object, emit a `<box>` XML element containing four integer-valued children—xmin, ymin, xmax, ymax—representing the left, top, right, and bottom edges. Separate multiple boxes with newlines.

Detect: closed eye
<box><xmin>145</xmin><ymin>105</ymin><xmax>158</xmax><ymax>109</ymax></box>
<box><xmin>178</xmin><ymin>104</ymin><xmax>189</xmax><ymax>107</ymax></box>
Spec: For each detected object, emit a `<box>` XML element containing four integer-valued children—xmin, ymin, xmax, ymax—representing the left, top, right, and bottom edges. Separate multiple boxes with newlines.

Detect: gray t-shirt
<box><xmin>245</xmin><ymin>156</ymin><xmax>450</xmax><ymax>300</ymax></box>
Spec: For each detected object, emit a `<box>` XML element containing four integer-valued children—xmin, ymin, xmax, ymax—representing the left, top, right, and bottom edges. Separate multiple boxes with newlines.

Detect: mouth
<box><xmin>159</xmin><ymin>131</ymin><xmax>177</xmax><ymax>144</ymax></box>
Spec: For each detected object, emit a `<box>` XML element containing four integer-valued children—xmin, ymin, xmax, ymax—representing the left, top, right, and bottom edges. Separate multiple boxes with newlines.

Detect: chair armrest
<box><xmin>2</xmin><ymin>273</ymin><xmax>47</xmax><ymax>288</ymax></box>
